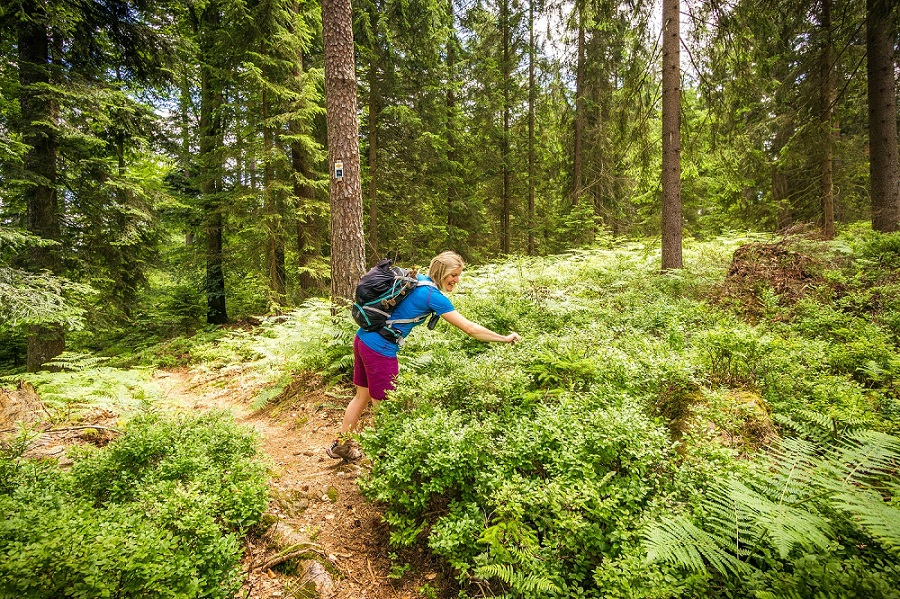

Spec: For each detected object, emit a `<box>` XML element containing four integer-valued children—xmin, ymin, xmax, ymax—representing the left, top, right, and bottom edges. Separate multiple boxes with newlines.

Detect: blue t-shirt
<box><xmin>357</xmin><ymin>274</ymin><xmax>455</xmax><ymax>357</ymax></box>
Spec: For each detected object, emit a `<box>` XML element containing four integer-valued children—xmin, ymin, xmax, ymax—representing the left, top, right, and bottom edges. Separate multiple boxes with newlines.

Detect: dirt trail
<box><xmin>152</xmin><ymin>367</ymin><xmax>447</xmax><ymax>599</ymax></box>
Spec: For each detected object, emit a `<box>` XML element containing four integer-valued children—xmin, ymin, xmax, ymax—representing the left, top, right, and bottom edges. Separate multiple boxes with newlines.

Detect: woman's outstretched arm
<box><xmin>441</xmin><ymin>310</ymin><xmax>521</xmax><ymax>343</ymax></box>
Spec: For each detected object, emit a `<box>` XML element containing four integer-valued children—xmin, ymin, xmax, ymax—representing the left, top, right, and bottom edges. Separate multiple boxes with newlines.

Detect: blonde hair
<box><xmin>428</xmin><ymin>251</ymin><xmax>465</xmax><ymax>292</ymax></box>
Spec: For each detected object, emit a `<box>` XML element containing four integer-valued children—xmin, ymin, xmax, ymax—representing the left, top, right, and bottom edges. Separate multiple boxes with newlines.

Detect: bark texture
<box><xmin>263</xmin><ymin>85</ymin><xmax>287</xmax><ymax>303</ymax></box>
<box><xmin>527</xmin><ymin>0</ymin><xmax>536</xmax><ymax>255</ymax></box>
<box><xmin>200</xmin><ymin>4</ymin><xmax>228</xmax><ymax>324</ymax></box>
<box><xmin>289</xmin><ymin>43</ymin><xmax>325</xmax><ymax>295</ymax></box>
<box><xmin>500</xmin><ymin>0</ymin><xmax>511</xmax><ymax>255</ymax></box>
<box><xmin>661</xmin><ymin>0</ymin><xmax>683</xmax><ymax>269</ymax></box>
<box><xmin>323</xmin><ymin>0</ymin><xmax>365</xmax><ymax>305</ymax></box>
<box><xmin>867</xmin><ymin>0</ymin><xmax>900</xmax><ymax>232</ymax></box>
<box><xmin>367</xmin><ymin>58</ymin><xmax>379</xmax><ymax>263</ymax></box>
<box><xmin>820</xmin><ymin>0</ymin><xmax>836</xmax><ymax>239</ymax></box>
<box><xmin>19</xmin><ymin>0</ymin><xmax>65</xmax><ymax>371</ymax></box>
<box><xmin>446</xmin><ymin>0</ymin><xmax>458</xmax><ymax>247</ymax></box>
<box><xmin>573</xmin><ymin>19</ymin><xmax>585</xmax><ymax>207</ymax></box>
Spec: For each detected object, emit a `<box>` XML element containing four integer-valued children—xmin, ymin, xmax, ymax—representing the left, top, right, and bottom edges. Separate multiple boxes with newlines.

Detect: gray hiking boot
<box><xmin>326</xmin><ymin>439</ymin><xmax>361</xmax><ymax>461</ymax></box>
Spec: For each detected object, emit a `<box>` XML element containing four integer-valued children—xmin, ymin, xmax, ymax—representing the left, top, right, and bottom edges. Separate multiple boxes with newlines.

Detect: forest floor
<box><xmin>151</xmin><ymin>366</ymin><xmax>450</xmax><ymax>599</ymax></box>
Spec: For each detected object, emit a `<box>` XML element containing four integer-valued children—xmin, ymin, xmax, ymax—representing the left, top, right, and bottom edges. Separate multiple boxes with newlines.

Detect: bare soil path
<box><xmin>152</xmin><ymin>367</ymin><xmax>449</xmax><ymax>599</ymax></box>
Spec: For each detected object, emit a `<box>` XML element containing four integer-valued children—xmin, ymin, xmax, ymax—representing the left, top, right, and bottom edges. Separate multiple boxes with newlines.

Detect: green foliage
<box><xmin>350</xmin><ymin>233</ymin><xmax>900</xmax><ymax>597</ymax></box>
<box><xmin>853</xmin><ymin>231</ymin><xmax>900</xmax><ymax>269</ymax></box>
<box><xmin>645</xmin><ymin>431</ymin><xmax>900</xmax><ymax>596</ymax></box>
<box><xmin>361</xmin><ymin>386</ymin><xmax>671</xmax><ymax>596</ymax></box>
<box><xmin>6</xmin><ymin>363</ymin><xmax>159</xmax><ymax>421</ymax></box>
<box><xmin>3</xmin><ymin>229</ymin><xmax>896</xmax><ymax>598</ymax></box>
<box><xmin>0</xmin><ymin>228</ymin><xmax>93</xmax><ymax>333</ymax></box>
<box><xmin>0</xmin><ymin>411</ymin><xmax>268</xmax><ymax>599</ymax></box>
<box><xmin>70</xmin><ymin>411</ymin><xmax>269</xmax><ymax>528</ymax></box>
<box><xmin>696</xmin><ymin>325</ymin><xmax>772</xmax><ymax>388</ymax></box>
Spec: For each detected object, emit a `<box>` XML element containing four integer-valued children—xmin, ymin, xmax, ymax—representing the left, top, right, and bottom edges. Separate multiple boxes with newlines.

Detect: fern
<box><xmin>772</xmin><ymin>412</ymin><xmax>829</xmax><ymax>443</ymax></box>
<box><xmin>773</xmin><ymin>410</ymin><xmax>869</xmax><ymax>444</ymax></box>
<box><xmin>796</xmin><ymin>408</ymin><xmax>840</xmax><ymax>438</ymax></box>
<box><xmin>832</xmin><ymin>429</ymin><xmax>900</xmax><ymax>485</ymax></box>
<box><xmin>723</xmin><ymin>478</ymin><xmax>831</xmax><ymax>559</ymax></box>
<box><xmin>474</xmin><ymin>520</ymin><xmax>562</xmax><ymax>596</ymax></box>
<box><xmin>473</xmin><ymin>563</ymin><xmax>560</xmax><ymax>596</ymax></box>
<box><xmin>645</xmin><ymin>428</ymin><xmax>900</xmax><ymax>578</ymax></box>
<box><xmin>318</xmin><ymin>327</ymin><xmax>354</xmax><ymax>384</ymax></box>
<box><xmin>645</xmin><ymin>514</ymin><xmax>750</xmax><ymax>577</ymax></box>
<box><xmin>44</xmin><ymin>352</ymin><xmax>107</xmax><ymax>372</ymax></box>
<box><xmin>833</xmin><ymin>489</ymin><xmax>900</xmax><ymax>556</ymax></box>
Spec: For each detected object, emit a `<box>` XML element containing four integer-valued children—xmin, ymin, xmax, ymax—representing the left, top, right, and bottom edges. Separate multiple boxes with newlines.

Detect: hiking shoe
<box><xmin>326</xmin><ymin>440</ymin><xmax>361</xmax><ymax>461</ymax></box>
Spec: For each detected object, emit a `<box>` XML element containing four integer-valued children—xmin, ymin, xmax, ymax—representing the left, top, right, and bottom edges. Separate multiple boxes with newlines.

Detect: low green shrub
<box><xmin>853</xmin><ymin>230</ymin><xmax>900</xmax><ymax>269</ymax></box>
<box><xmin>355</xmin><ymin>232</ymin><xmax>900</xmax><ymax>598</ymax></box>
<box><xmin>0</xmin><ymin>411</ymin><xmax>268</xmax><ymax>599</ymax></box>
<box><xmin>361</xmin><ymin>392</ymin><xmax>671</xmax><ymax>597</ymax></box>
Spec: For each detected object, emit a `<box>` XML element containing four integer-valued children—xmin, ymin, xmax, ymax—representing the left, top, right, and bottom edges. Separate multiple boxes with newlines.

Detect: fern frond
<box><xmin>796</xmin><ymin>409</ymin><xmax>837</xmax><ymax>437</ymax></box>
<box><xmin>772</xmin><ymin>412</ymin><xmax>829</xmax><ymax>443</ymax></box>
<box><xmin>644</xmin><ymin>514</ymin><xmax>751</xmax><ymax>577</ymax></box>
<box><xmin>833</xmin><ymin>490</ymin><xmax>900</xmax><ymax>556</ymax></box>
<box><xmin>831</xmin><ymin>430</ymin><xmax>900</xmax><ymax>485</ymax></box>
<box><xmin>473</xmin><ymin>563</ymin><xmax>560</xmax><ymax>595</ymax></box>
<box><xmin>44</xmin><ymin>352</ymin><xmax>107</xmax><ymax>372</ymax></box>
<box><xmin>756</xmin><ymin>437</ymin><xmax>823</xmax><ymax>504</ymax></box>
<box><xmin>722</xmin><ymin>479</ymin><xmax>831</xmax><ymax>559</ymax></box>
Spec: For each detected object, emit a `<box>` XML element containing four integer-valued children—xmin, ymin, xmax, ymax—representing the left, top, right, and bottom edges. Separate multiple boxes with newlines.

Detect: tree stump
<box><xmin>0</xmin><ymin>381</ymin><xmax>49</xmax><ymax>430</ymax></box>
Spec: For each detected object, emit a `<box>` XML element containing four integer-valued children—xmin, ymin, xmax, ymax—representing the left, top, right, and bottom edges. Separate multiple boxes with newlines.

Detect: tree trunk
<box><xmin>180</xmin><ymin>67</ymin><xmax>195</xmax><ymax>246</ymax></box>
<box><xmin>288</xmin><ymin>38</ymin><xmax>323</xmax><ymax>294</ymax></box>
<box><xmin>661</xmin><ymin>0</ymin><xmax>682</xmax><ymax>270</ymax></box>
<box><xmin>820</xmin><ymin>0</ymin><xmax>836</xmax><ymax>239</ymax></box>
<box><xmin>573</xmin><ymin>15</ymin><xmax>585</xmax><ymax>207</ymax></box>
<box><xmin>367</xmin><ymin>58</ymin><xmax>379</xmax><ymax>263</ymax></box>
<box><xmin>446</xmin><ymin>0</ymin><xmax>459</xmax><ymax>246</ymax></box>
<box><xmin>323</xmin><ymin>0</ymin><xmax>365</xmax><ymax>306</ymax></box>
<box><xmin>867</xmin><ymin>0</ymin><xmax>900</xmax><ymax>232</ymax></box>
<box><xmin>200</xmin><ymin>5</ymin><xmax>228</xmax><ymax>324</ymax></box>
<box><xmin>263</xmin><ymin>83</ymin><xmax>286</xmax><ymax>305</ymax></box>
<box><xmin>527</xmin><ymin>0</ymin><xmax>536</xmax><ymax>256</ymax></box>
<box><xmin>773</xmin><ymin>126</ymin><xmax>793</xmax><ymax>232</ymax></box>
<box><xmin>500</xmin><ymin>0</ymin><xmax>511</xmax><ymax>255</ymax></box>
<box><xmin>19</xmin><ymin>0</ymin><xmax>65</xmax><ymax>371</ymax></box>
<box><xmin>114</xmin><ymin>89</ymin><xmax>139</xmax><ymax>318</ymax></box>
<box><xmin>292</xmin><ymin>138</ymin><xmax>321</xmax><ymax>294</ymax></box>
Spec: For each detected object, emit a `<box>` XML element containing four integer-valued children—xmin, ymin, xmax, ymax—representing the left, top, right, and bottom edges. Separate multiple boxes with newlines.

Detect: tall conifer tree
<box><xmin>867</xmin><ymin>0</ymin><xmax>900</xmax><ymax>232</ymax></box>
<box><xmin>323</xmin><ymin>0</ymin><xmax>365</xmax><ymax>304</ymax></box>
<box><xmin>661</xmin><ymin>0</ymin><xmax>682</xmax><ymax>269</ymax></box>
<box><xmin>9</xmin><ymin>0</ymin><xmax>167</xmax><ymax>367</ymax></box>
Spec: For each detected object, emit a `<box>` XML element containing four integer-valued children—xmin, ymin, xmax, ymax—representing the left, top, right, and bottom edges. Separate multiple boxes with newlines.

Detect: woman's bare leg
<box><xmin>341</xmin><ymin>385</ymin><xmax>374</xmax><ymax>435</ymax></box>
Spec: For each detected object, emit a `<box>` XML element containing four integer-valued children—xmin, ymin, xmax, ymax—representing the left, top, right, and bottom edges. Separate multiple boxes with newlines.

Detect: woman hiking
<box><xmin>327</xmin><ymin>250</ymin><xmax>521</xmax><ymax>460</ymax></box>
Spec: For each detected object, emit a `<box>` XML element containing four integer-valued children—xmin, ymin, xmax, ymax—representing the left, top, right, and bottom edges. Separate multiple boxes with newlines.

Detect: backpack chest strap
<box><xmin>386</xmin><ymin>314</ymin><xmax>431</xmax><ymax>326</ymax></box>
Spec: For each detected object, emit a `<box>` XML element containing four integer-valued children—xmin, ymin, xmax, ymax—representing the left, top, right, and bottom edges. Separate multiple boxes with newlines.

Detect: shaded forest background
<box><xmin>1</xmin><ymin>0</ymin><xmax>898</xmax><ymax>368</ymax></box>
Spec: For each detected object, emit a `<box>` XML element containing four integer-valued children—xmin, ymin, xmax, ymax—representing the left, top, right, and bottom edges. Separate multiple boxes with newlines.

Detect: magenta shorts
<box><xmin>353</xmin><ymin>335</ymin><xmax>399</xmax><ymax>400</ymax></box>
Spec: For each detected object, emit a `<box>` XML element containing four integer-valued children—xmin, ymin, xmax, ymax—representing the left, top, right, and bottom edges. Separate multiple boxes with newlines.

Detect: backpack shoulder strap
<box><xmin>385</xmin><ymin>280</ymin><xmax>438</xmax><ymax>326</ymax></box>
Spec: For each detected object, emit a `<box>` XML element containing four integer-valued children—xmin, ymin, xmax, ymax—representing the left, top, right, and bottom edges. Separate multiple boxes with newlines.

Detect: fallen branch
<box><xmin>255</xmin><ymin>517</ymin><xmax>336</xmax><ymax>597</ymax></box>
<box><xmin>252</xmin><ymin>544</ymin><xmax>325</xmax><ymax>572</ymax></box>
<box><xmin>46</xmin><ymin>425</ymin><xmax>122</xmax><ymax>435</ymax></box>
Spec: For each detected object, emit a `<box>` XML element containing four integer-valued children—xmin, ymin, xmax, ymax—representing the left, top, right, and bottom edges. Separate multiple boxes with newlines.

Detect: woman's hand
<box><xmin>505</xmin><ymin>332</ymin><xmax>521</xmax><ymax>344</ymax></box>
